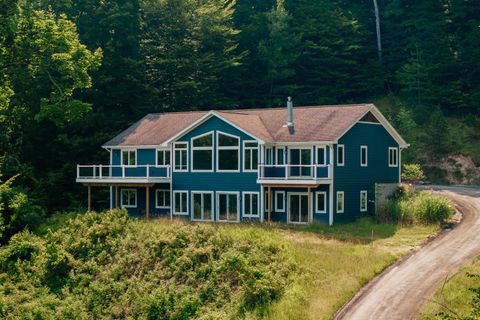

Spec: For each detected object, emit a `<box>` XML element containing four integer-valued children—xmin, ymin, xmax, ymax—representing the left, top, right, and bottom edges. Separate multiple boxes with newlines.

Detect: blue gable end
<box><xmin>333</xmin><ymin>122</ymin><xmax>400</xmax><ymax>222</ymax></box>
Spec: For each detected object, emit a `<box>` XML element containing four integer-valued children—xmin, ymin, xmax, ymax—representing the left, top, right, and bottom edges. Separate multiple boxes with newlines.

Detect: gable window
<box><xmin>173</xmin><ymin>191</ymin><xmax>188</xmax><ymax>215</ymax></box>
<box><xmin>276</xmin><ymin>147</ymin><xmax>285</xmax><ymax>165</ymax></box>
<box><xmin>337</xmin><ymin>145</ymin><xmax>345</xmax><ymax>166</ymax></box>
<box><xmin>243</xmin><ymin>192</ymin><xmax>259</xmax><ymax>218</ymax></box>
<box><xmin>360</xmin><ymin>190</ymin><xmax>367</xmax><ymax>212</ymax></box>
<box><xmin>217</xmin><ymin>192</ymin><xmax>239</xmax><ymax>222</ymax></box>
<box><xmin>317</xmin><ymin>146</ymin><xmax>326</xmax><ymax>165</ymax></box>
<box><xmin>156</xmin><ymin>150</ymin><xmax>170</xmax><ymax>166</ymax></box>
<box><xmin>192</xmin><ymin>132</ymin><xmax>213</xmax><ymax>171</ymax></box>
<box><xmin>121</xmin><ymin>150</ymin><xmax>136</xmax><ymax>166</ymax></box>
<box><xmin>121</xmin><ymin>189</ymin><xmax>137</xmax><ymax>208</ymax></box>
<box><xmin>360</xmin><ymin>145</ymin><xmax>368</xmax><ymax>167</ymax></box>
<box><xmin>243</xmin><ymin>141</ymin><xmax>258</xmax><ymax>172</ymax></box>
<box><xmin>336</xmin><ymin>191</ymin><xmax>344</xmax><ymax>213</ymax></box>
<box><xmin>389</xmin><ymin>147</ymin><xmax>398</xmax><ymax>167</ymax></box>
<box><xmin>275</xmin><ymin>191</ymin><xmax>285</xmax><ymax>212</ymax></box>
<box><xmin>174</xmin><ymin>142</ymin><xmax>188</xmax><ymax>171</ymax></box>
<box><xmin>316</xmin><ymin>191</ymin><xmax>326</xmax><ymax>214</ymax></box>
<box><xmin>217</xmin><ymin>132</ymin><xmax>240</xmax><ymax>172</ymax></box>
<box><xmin>156</xmin><ymin>190</ymin><xmax>170</xmax><ymax>209</ymax></box>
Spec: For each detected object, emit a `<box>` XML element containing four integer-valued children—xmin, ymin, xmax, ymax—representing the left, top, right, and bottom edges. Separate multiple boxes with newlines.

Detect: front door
<box><xmin>289</xmin><ymin>193</ymin><xmax>309</xmax><ymax>223</ymax></box>
<box><xmin>289</xmin><ymin>148</ymin><xmax>312</xmax><ymax>177</ymax></box>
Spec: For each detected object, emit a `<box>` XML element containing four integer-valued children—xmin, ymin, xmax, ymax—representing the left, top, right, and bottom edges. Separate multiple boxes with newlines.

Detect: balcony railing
<box><xmin>258</xmin><ymin>164</ymin><xmax>331</xmax><ymax>181</ymax></box>
<box><xmin>76</xmin><ymin>164</ymin><xmax>171</xmax><ymax>180</ymax></box>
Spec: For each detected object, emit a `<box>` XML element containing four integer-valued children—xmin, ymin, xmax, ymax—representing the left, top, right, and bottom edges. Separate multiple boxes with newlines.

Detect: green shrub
<box><xmin>401</xmin><ymin>163</ymin><xmax>426</xmax><ymax>184</ymax></box>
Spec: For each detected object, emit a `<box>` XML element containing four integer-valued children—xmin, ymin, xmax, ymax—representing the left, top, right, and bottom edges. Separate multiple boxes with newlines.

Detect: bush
<box><xmin>401</xmin><ymin>163</ymin><xmax>426</xmax><ymax>184</ymax></box>
<box><xmin>376</xmin><ymin>186</ymin><xmax>454</xmax><ymax>225</ymax></box>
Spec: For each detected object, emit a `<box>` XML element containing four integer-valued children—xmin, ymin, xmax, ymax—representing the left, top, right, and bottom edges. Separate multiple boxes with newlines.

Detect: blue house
<box><xmin>76</xmin><ymin>99</ymin><xmax>408</xmax><ymax>225</ymax></box>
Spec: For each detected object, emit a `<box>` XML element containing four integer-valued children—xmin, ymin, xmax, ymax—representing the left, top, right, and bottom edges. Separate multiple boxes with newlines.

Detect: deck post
<box><xmin>268</xmin><ymin>186</ymin><xmax>271</xmax><ymax>224</ymax></box>
<box><xmin>307</xmin><ymin>187</ymin><xmax>311</xmax><ymax>224</ymax></box>
<box><xmin>115</xmin><ymin>186</ymin><xmax>119</xmax><ymax>209</ymax></box>
<box><xmin>146</xmin><ymin>186</ymin><xmax>150</xmax><ymax>219</ymax></box>
<box><xmin>87</xmin><ymin>185</ymin><xmax>92</xmax><ymax>212</ymax></box>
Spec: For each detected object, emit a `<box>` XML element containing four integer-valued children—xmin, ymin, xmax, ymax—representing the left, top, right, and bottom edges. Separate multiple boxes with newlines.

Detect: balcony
<box><xmin>257</xmin><ymin>164</ymin><xmax>332</xmax><ymax>185</ymax></box>
<box><xmin>76</xmin><ymin>164</ymin><xmax>171</xmax><ymax>184</ymax></box>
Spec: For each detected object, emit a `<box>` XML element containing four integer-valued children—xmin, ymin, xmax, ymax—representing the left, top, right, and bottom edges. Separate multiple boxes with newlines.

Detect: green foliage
<box><xmin>402</xmin><ymin>164</ymin><xmax>425</xmax><ymax>184</ymax></box>
<box><xmin>376</xmin><ymin>186</ymin><xmax>454</xmax><ymax>225</ymax></box>
<box><xmin>0</xmin><ymin>210</ymin><xmax>294</xmax><ymax>319</ymax></box>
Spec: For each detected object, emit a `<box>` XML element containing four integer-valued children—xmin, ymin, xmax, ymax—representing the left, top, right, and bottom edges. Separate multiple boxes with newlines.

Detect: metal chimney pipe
<box><xmin>287</xmin><ymin>96</ymin><xmax>293</xmax><ymax>127</ymax></box>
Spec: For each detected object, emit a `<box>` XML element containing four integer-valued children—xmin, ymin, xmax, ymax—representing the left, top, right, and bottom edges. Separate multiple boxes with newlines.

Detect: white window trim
<box><xmin>337</xmin><ymin>145</ymin><xmax>345</xmax><ymax>166</ymax></box>
<box><xmin>191</xmin><ymin>131</ymin><xmax>214</xmax><ymax>172</ymax></box>
<box><xmin>360</xmin><ymin>190</ymin><xmax>368</xmax><ymax>212</ymax></box>
<box><xmin>216</xmin><ymin>191</ymin><xmax>240</xmax><ymax>222</ymax></box>
<box><xmin>360</xmin><ymin>145</ymin><xmax>368</xmax><ymax>167</ymax></box>
<box><xmin>274</xmin><ymin>191</ymin><xmax>285</xmax><ymax>212</ymax></box>
<box><xmin>173</xmin><ymin>142</ymin><xmax>189</xmax><ymax>172</ymax></box>
<box><xmin>389</xmin><ymin>147</ymin><xmax>399</xmax><ymax>167</ymax></box>
<box><xmin>173</xmin><ymin>190</ymin><xmax>189</xmax><ymax>215</ymax></box>
<box><xmin>120</xmin><ymin>189</ymin><xmax>137</xmax><ymax>208</ymax></box>
<box><xmin>243</xmin><ymin>140</ymin><xmax>259</xmax><ymax>172</ymax></box>
<box><xmin>121</xmin><ymin>149</ymin><xmax>137</xmax><ymax>166</ymax></box>
<box><xmin>276</xmin><ymin>147</ymin><xmax>285</xmax><ymax>165</ymax></box>
<box><xmin>336</xmin><ymin>191</ymin><xmax>344</xmax><ymax>213</ymax></box>
<box><xmin>316</xmin><ymin>146</ymin><xmax>326</xmax><ymax>166</ymax></box>
<box><xmin>191</xmin><ymin>191</ymin><xmax>214</xmax><ymax>221</ymax></box>
<box><xmin>242</xmin><ymin>192</ymin><xmax>260</xmax><ymax>218</ymax></box>
<box><xmin>156</xmin><ymin>149</ymin><xmax>171</xmax><ymax>166</ymax></box>
<box><xmin>315</xmin><ymin>191</ymin><xmax>327</xmax><ymax>214</ymax></box>
<box><xmin>216</xmin><ymin>131</ymin><xmax>240</xmax><ymax>172</ymax></box>
<box><xmin>155</xmin><ymin>189</ymin><xmax>170</xmax><ymax>209</ymax></box>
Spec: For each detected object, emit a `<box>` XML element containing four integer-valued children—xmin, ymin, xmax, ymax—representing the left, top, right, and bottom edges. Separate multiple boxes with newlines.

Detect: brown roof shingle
<box><xmin>103</xmin><ymin>104</ymin><xmax>373</xmax><ymax>147</ymax></box>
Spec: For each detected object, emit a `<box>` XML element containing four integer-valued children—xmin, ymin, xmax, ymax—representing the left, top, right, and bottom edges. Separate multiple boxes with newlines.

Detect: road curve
<box><xmin>334</xmin><ymin>185</ymin><xmax>480</xmax><ymax>320</ymax></box>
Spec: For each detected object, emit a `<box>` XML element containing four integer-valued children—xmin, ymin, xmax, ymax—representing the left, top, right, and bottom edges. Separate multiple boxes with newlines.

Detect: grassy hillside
<box><xmin>0</xmin><ymin>210</ymin><xmax>437</xmax><ymax>319</ymax></box>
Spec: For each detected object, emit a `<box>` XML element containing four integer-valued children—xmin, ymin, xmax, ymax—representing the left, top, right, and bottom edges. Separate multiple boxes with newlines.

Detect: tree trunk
<box><xmin>373</xmin><ymin>0</ymin><xmax>382</xmax><ymax>62</ymax></box>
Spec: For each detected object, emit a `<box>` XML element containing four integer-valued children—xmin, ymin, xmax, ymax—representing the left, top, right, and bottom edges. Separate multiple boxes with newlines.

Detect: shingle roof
<box><xmin>103</xmin><ymin>104</ymin><xmax>376</xmax><ymax>147</ymax></box>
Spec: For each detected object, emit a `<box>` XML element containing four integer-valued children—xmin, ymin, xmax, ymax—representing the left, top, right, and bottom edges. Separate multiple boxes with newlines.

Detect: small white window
<box><xmin>337</xmin><ymin>145</ymin><xmax>344</xmax><ymax>166</ymax></box>
<box><xmin>389</xmin><ymin>147</ymin><xmax>398</xmax><ymax>167</ymax></box>
<box><xmin>243</xmin><ymin>141</ymin><xmax>258</xmax><ymax>172</ymax></box>
<box><xmin>266</xmin><ymin>147</ymin><xmax>273</xmax><ymax>165</ymax></box>
<box><xmin>275</xmin><ymin>191</ymin><xmax>285</xmax><ymax>212</ymax></box>
<box><xmin>336</xmin><ymin>191</ymin><xmax>344</xmax><ymax>213</ymax></box>
<box><xmin>121</xmin><ymin>189</ymin><xmax>137</xmax><ymax>208</ymax></box>
<box><xmin>316</xmin><ymin>191</ymin><xmax>326</xmax><ymax>214</ymax></box>
<box><xmin>243</xmin><ymin>192</ymin><xmax>259</xmax><ymax>218</ymax></box>
<box><xmin>276</xmin><ymin>147</ymin><xmax>285</xmax><ymax>165</ymax></box>
<box><xmin>317</xmin><ymin>146</ymin><xmax>326</xmax><ymax>165</ymax></box>
<box><xmin>174</xmin><ymin>142</ymin><xmax>188</xmax><ymax>172</ymax></box>
<box><xmin>173</xmin><ymin>191</ymin><xmax>188</xmax><ymax>215</ymax></box>
<box><xmin>217</xmin><ymin>132</ymin><xmax>240</xmax><ymax>172</ymax></box>
<box><xmin>156</xmin><ymin>150</ymin><xmax>171</xmax><ymax>166</ymax></box>
<box><xmin>156</xmin><ymin>190</ymin><xmax>170</xmax><ymax>209</ymax></box>
<box><xmin>360</xmin><ymin>145</ymin><xmax>368</xmax><ymax>167</ymax></box>
<box><xmin>121</xmin><ymin>150</ymin><xmax>136</xmax><ymax>166</ymax></box>
<box><xmin>360</xmin><ymin>190</ymin><xmax>368</xmax><ymax>212</ymax></box>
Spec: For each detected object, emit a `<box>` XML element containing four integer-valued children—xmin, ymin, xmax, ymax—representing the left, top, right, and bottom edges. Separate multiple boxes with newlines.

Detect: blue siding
<box><xmin>333</xmin><ymin>122</ymin><xmax>399</xmax><ymax>222</ymax></box>
<box><xmin>114</xmin><ymin>184</ymin><xmax>170</xmax><ymax>217</ymax></box>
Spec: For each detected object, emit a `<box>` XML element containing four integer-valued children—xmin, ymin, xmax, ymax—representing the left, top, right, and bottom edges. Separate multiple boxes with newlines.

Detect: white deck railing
<box><xmin>76</xmin><ymin>164</ymin><xmax>171</xmax><ymax>180</ymax></box>
<box><xmin>258</xmin><ymin>164</ymin><xmax>331</xmax><ymax>180</ymax></box>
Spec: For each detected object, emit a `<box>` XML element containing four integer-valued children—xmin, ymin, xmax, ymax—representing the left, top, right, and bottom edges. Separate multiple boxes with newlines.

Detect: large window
<box><xmin>192</xmin><ymin>132</ymin><xmax>213</xmax><ymax>171</ymax></box>
<box><xmin>156</xmin><ymin>190</ymin><xmax>170</xmax><ymax>209</ymax></box>
<box><xmin>217</xmin><ymin>192</ymin><xmax>239</xmax><ymax>222</ymax></box>
<box><xmin>275</xmin><ymin>191</ymin><xmax>285</xmax><ymax>212</ymax></box>
<box><xmin>173</xmin><ymin>191</ymin><xmax>188</xmax><ymax>215</ymax></box>
<box><xmin>121</xmin><ymin>189</ymin><xmax>137</xmax><ymax>208</ymax></box>
<box><xmin>217</xmin><ymin>132</ymin><xmax>240</xmax><ymax>172</ymax></box>
<box><xmin>243</xmin><ymin>141</ymin><xmax>258</xmax><ymax>172</ymax></box>
<box><xmin>337</xmin><ymin>145</ymin><xmax>344</xmax><ymax>166</ymax></box>
<box><xmin>174</xmin><ymin>142</ymin><xmax>188</xmax><ymax>172</ymax></box>
<box><xmin>192</xmin><ymin>192</ymin><xmax>213</xmax><ymax>221</ymax></box>
<box><xmin>389</xmin><ymin>147</ymin><xmax>398</xmax><ymax>167</ymax></box>
<box><xmin>276</xmin><ymin>147</ymin><xmax>285</xmax><ymax>165</ymax></box>
<box><xmin>360</xmin><ymin>190</ymin><xmax>368</xmax><ymax>212</ymax></box>
<box><xmin>336</xmin><ymin>191</ymin><xmax>344</xmax><ymax>213</ymax></box>
<box><xmin>243</xmin><ymin>192</ymin><xmax>259</xmax><ymax>218</ymax></box>
<box><xmin>156</xmin><ymin>150</ymin><xmax>170</xmax><ymax>166</ymax></box>
<box><xmin>316</xmin><ymin>191</ymin><xmax>326</xmax><ymax>214</ymax></box>
<box><xmin>317</xmin><ymin>146</ymin><xmax>326</xmax><ymax>165</ymax></box>
<box><xmin>360</xmin><ymin>145</ymin><xmax>368</xmax><ymax>167</ymax></box>
<box><xmin>121</xmin><ymin>150</ymin><xmax>136</xmax><ymax>166</ymax></box>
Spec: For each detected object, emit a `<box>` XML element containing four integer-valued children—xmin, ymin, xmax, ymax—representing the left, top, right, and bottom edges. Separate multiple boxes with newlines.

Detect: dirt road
<box><xmin>334</xmin><ymin>186</ymin><xmax>480</xmax><ymax>320</ymax></box>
